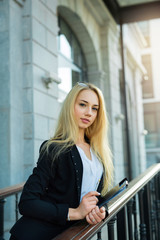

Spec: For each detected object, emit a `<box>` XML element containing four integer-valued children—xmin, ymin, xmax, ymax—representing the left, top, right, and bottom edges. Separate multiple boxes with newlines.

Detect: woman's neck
<box><xmin>77</xmin><ymin>128</ymin><xmax>85</xmax><ymax>144</ymax></box>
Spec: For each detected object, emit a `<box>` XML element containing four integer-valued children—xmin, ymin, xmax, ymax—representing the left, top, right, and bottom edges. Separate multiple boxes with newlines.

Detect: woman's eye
<box><xmin>79</xmin><ymin>103</ymin><xmax>86</xmax><ymax>107</ymax></box>
<box><xmin>93</xmin><ymin>108</ymin><xmax>98</xmax><ymax>111</ymax></box>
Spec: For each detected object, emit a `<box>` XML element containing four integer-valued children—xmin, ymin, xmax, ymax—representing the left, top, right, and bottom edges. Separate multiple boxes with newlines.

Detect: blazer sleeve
<box><xmin>18</xmin><ymin>142</ymin><xmax>69</xmax><ymax>226</ymax></box>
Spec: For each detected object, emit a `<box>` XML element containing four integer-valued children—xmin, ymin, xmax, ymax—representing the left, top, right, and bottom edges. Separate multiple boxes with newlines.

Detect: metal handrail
<box><xmin>54</xmin><ymin>163</ymin><xmax>160</xmax><ymax>239</ymax></box>
<box><xmin>0</xmin><ymin>182</ymin><xmax>25</xmax><ymax>239</ymax></box>
<box><xmin>0</xmin><ymin>183</ymin><xmax>24</xmax><ymax>199</ymax></box>
<box><xmin>107</xmin><ymin>163</ymin><xmax>160</xmax><ymax>215</ymax></box>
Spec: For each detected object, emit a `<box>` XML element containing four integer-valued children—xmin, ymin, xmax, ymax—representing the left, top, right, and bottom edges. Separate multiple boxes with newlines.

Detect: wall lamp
<box><xmin>142</xmin><ymin>129</ymin><xmax>148</xmax><ymax>136</ymax></box>
<box><xmin>42</xmin><ymin>72</ymin><xmax>61</xmax><ymax>89</ymax></box>
<box><xmin>142</xmin><ymin>74</ymin><xmax>149</xmax><ymax>82</ymax></box>
<box><xmin>42</xmin><ymin>77</ymin><xmax>54</xmax><ymax>89</ymax></box>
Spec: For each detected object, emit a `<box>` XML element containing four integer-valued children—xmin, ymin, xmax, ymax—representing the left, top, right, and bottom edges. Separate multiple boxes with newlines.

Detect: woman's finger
<box><xmin>100</xmin><ymin>206</ymin><xmax>106</xmax><ymax>213</ymax></box>
<box><xmin>86</xmin><ymin>214</ymin><xmax>93</xmax><ymax>225</ymax></box>
<box><xmin>87</xmin><ymin>213</ymin><xmax>97</xmax><ymax>225</ymax></box>
<box><xmin>87</xmin><ymin>196</ymin><xmax>99</xmax><ymax>204</ymax></box>
<box><xmin>84</xmin><ymin>191</ymin><xmax>100</xmax><ymax>198</ymax></box>
<box><xmin>90</xmin><ymin>209</ymin><xmax>101</xmax><ymax>223</ymax></box>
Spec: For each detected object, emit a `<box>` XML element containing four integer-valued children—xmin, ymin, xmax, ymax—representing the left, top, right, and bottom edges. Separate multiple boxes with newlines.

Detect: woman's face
<box><xmin>74</xmin><ymin>89</ymin><xmax>99</xmax><ymax>130</ymax></box>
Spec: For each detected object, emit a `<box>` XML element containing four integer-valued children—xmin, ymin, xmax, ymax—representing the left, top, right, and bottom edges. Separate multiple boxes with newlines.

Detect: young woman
<box><xmin>10</xmin><ymin>82</ymin><xmax>113</xmax><ymax>240</ymax></box>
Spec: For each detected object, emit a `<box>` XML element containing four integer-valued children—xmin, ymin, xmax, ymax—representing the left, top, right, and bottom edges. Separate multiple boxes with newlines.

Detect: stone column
<box><xmin>22</xmin><ymin>0</ymin><xmax>59</xmax><ymax>178</ymax></box>
<box><xmin>0</xmin><ymin>0</ymin><xmax>24</xmax><ymax>188</ymax></box>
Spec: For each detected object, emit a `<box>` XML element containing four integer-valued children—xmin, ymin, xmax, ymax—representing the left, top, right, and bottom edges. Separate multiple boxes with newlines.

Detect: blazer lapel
<box><xmin>70</xmin><ymin>145</ymin><xmax>83</xmax><ymax>203</ymax></box>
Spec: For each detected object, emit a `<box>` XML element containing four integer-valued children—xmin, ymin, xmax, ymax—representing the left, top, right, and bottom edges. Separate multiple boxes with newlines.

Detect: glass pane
<box><xmin>138</xmin><ymin>21</ymin><xmax>150</xmax><ymax>47</ymax></box>
<box><xmin>72</xmin><ymin>70</ymin><xmax>82</xmax><ymax>86</ymax></box>
<box><xmin>58</xmin><ymin>68</ymin><xmax>85</xmax><ymax>102</ymax></box>
<box><xmin>58</xmin><ymin>67</ymin><xmax>72</xmax><ymax>102</ymax></box>
<box><xmin>144</xmin><ymin>104</ymin><xmax>160</xmax><ymax>148</ymax></box>
<box><xmin>72</xmin><ymin>36</ymin><xmax>82</xmax><ymax>68</ymax></box>
<box><xmin>146</xmin><ymin>152</ymin><xmax>160</xmax><ymax>168</ymax></box>
<box><xmin>142</xmin><ymin>54</ymin><xmax>153</xmax><ymax>98</ymax></box>
<box><xmin>59</xmin><ymin>34</ymin><xmax>72</xmax><ymax>60</ymax></box>
<box><xmin>145</xmin><ymin>133</ymin><xmax>159</xmax><ymax>148</ymax></box>
<box><xmin>58</xmin><ymin>16</ymin><xmax>88</xmax><ymax>100</ymax></box>
<box><xmin>144</xmin><ymin>113</ymin><xmax>156</xmax><ymax>132</ymax></box>
<box><xmin>59</xmin><ymin>17</ymin><xmax>72</xmax><ymax>48</ymax></box>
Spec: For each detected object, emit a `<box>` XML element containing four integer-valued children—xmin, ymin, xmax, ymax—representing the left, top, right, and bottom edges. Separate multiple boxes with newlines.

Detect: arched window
<box><xmin>58</xmin><ymin>16</ymin><xmax>87</xmax><ymax>102</ymax></box>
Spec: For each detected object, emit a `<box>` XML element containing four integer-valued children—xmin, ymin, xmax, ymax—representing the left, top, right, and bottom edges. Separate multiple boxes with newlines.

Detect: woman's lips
<box><xmin>81</xmin><ymin>118</ymin><xmax>90</xmax><ymax>123</ymax></box>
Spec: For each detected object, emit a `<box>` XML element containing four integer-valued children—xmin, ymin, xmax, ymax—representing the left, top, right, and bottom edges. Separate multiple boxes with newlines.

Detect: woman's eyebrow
<box><xmin>80</xmin><ymin>99</ymin><xmax>99</xmax><ymax>106</ymax></box>
<box><xmin>80</xmin><ymin>100</ymin><xmax>88</xmax><ymax>103</ymax></box>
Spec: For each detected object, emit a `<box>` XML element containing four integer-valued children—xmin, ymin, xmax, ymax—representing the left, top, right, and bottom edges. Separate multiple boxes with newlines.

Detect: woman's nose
<box><xmin>85</xmin><ymin>107</ymin><xmax>92</xmax><ymax>116</ymax></box>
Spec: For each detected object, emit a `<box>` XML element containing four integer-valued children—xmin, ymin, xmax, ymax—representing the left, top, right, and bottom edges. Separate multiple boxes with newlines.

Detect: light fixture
<box><xmin>42</xmin><ymin>72</ymin><xmax>61</xmax><ymax>89</ymax></box>
<box><xmin>142</xmin><ymin>129</ymin><xmax>148</xmax><ymax>136</ymax></box>
<box><xmin>143</xmin><ymin>74</ymin><xmax>149</xmax><ymax>81</ymax></box>
<box><xmin>42</xmin><ymin>77</ymin><xmax>53</xmax><ymax>89</ymax></box>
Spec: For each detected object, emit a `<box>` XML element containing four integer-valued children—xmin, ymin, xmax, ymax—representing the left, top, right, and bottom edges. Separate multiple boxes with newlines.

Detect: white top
<box><xmin>76</xmin><ymin>146</ymin><xmax>103</xmax><ymax>201</ymax></box>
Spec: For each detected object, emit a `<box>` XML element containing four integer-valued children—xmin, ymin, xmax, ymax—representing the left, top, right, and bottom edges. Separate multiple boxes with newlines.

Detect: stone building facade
<box><xmin>0</xmin><ymin>0</ymin><xmax>147</xmax><ymax>236</ymax></box>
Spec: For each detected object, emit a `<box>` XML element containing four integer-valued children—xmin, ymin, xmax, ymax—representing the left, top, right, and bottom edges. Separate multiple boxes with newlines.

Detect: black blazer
<box><xmin>10</xmin><ymin>142</ymin><xmax>103</xmax><ymax>240</ymax></box>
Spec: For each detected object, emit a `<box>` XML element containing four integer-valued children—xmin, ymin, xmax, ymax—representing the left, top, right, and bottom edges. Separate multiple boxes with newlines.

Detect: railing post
<box><xmin>155</xmin><ymin>173</ymin><xmax>160</xmax><ymax>239</ymax></box>
<box><xmin>117</xmin><ymin>206</ymin><xmax>128</xmax><ymax>240</ymax></box>
<box><xmin>97</xmin><ymin>229</ymin><xmax>102</xmax><ymax>240</ymax></box>
<box><xmin>0</xmin><ymin>199</ymin><xmax>6</xmax><ymax>240</ymax></box>
<box><xmin>108</xmin><ymin>215</ymin><xmax>117</xmax><ymax>240</ymax></box>
<box><xmin>143</xmin><ymin>183</ymin><xmax>153</xmax><ymax>240</ymax></box>
<box><xmin>156</xmin><ymin>200</ymin><xmax>160</xmax><ymax>239</ymax></box>
<box><xmin>133</xmin><ymin>196</ymin><xmax>138</xmax><ymax>240</ymax></box>
<box><xmin>138</xmin><ymin>188</ymin><xmax>147</xmax><ymax>240</ymax></box>
<box><xmin>127</xmin><ymin>198</ymin><xmax>134</xmax><ymax>240</ymax></box>
<box><xmin>150</xmin><ymin>179</ymin><xmax>157</xmax><ymax>239</ymax></box>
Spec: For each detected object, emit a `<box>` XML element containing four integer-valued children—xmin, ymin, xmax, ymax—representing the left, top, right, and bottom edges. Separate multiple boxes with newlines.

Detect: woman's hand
<box><xmin>68</xmin><ymin>191</ymin><xmax>100</xmax><ymax>220</ymax></box>
<box><xmin>86</xmin><ymin>206</ymin><xmax>106</xmax><ymax>225</ymax></box>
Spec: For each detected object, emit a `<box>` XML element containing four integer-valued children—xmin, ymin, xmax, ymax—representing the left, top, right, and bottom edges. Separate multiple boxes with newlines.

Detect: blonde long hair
<box><xmin>47</xmin><ymin>82</ymin><xmax>113</xmax><ymax>196</ymax></box>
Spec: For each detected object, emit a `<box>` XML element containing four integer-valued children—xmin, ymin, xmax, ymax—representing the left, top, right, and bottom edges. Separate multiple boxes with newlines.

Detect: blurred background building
<box><xmin>0</xmin><ymin>0</ymin><xmax>160</xmax><ymax>238</ymax></box>
<box><xmin>139</xmin><ymin>19</ymin><xmax>160</xmax><ymax>167</ymax></box>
